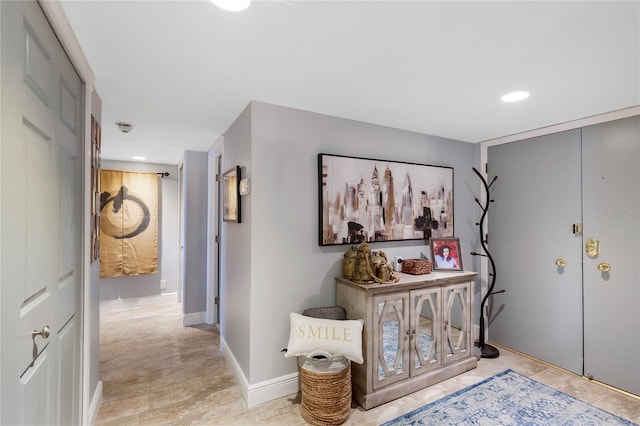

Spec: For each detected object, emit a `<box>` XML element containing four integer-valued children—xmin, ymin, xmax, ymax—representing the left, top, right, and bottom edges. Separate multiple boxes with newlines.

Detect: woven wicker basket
<box><xmin>298</xmin><ymin>354</ymin><xmax>352</xmax><ymax>426</ymax></box>
<box><xmin>401</xmin><ymin>258</ymin><xmax>433</xmax><ymax>275</ymax></box>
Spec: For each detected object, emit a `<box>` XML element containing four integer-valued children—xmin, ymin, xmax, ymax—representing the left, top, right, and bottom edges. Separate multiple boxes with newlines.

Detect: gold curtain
<box><xmin>99</xmin><ymin>170</ymin><xmax>158</xmax><ymax>277</ymax></box>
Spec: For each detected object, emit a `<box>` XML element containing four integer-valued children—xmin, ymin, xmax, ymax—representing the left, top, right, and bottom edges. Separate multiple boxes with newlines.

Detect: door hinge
<box><xmin>215</xmin><ymin>235</ymin><xmax>220</xmax><ymax>243</ymax></box>
<box><xmin>215</xmin><ymin>296</ymin><xmax>220</xmax><ymax>304</ymax></box>
<box><xmin>485</xmin><ymin>162</ymin><xmax>488</xmax><ymax>174</ymax></box>
<box><xmin>215</xmin><ymin>174</ymin><xmax>220</xmax><ymax>182</ymax></box>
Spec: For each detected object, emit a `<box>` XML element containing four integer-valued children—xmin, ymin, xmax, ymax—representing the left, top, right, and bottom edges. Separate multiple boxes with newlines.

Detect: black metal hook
<box><xmin>472</xmin><ymin>167</ymin><xmax>504</xmax><ymax>358</ymax></box>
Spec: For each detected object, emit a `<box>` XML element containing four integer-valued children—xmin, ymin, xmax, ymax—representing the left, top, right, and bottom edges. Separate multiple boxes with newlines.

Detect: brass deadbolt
<box><xmin>585</xmin><ymin>239</ymin><xmax>600</xmax><ymax>258</ymax></box>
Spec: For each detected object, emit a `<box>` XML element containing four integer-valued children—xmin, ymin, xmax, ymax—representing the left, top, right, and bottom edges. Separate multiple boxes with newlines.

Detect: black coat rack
<box><xmin>471</xmin><ymin>167</ymin><xmax>504</xmax><ymax>358</ymax></box>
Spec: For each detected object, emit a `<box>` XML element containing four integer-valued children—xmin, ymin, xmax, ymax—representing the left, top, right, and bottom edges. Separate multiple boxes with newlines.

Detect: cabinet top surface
<box><xmin>336</xmin><ymin>271</ymin><xmax>477</xmax><ymax>292</ymax></box>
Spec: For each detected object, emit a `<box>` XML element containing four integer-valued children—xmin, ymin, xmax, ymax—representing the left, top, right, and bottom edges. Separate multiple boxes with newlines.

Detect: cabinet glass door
<box><xmin>443</xmin><ymin>283</ymin><xmax>470</xmax><ymax>364</ymax></box>
<box><xmin>373</xmin><ymin>294</ymin><xmax>409</xmax><ymax>390</ymax></box>
<box><xmin>411</xmin><ymin>288</ymin><xmax>440</xmax><ymax>375</ymax></box>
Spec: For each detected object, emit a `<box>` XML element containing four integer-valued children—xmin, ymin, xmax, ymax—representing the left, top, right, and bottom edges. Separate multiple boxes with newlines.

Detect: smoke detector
<box><xmin>116</xmin><ymin>122</ymin><xmax>134</xmax><ymax>133</ymax></box>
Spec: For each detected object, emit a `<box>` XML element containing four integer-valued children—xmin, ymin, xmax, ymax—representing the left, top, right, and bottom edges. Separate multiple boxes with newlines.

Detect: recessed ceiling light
<box><xmin>132</xmin><ymin>156</ymin><xmax>146</xmax><ymax>161</ymax></box>
<box><xmin>501</xmin><ymin>91</ymin><xmax>530</xmax><ymax>103</ymax></box>
<box><xmin>211</xmin><ymin>0</ymin><xmax>251</xmax><ymax>12</ymax></box>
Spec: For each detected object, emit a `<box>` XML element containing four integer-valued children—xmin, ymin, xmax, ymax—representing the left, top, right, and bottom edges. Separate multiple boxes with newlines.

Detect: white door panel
<box><xmin>10</xmin><ymin>119</ymin><xmax>56</xmax><ymax>387</ymax></box>
<box><xmin>58</xmin><ymin>317</ymin><xmax>77</xmax><ymax>426</ymax></box>
<box><xmin>1</xmin><ymin>1</ymin><xmax>83</xmax><ymax>424</ymax></box>
<box><xmin>20</xmin><ymin>348</ymin><xmax>53</xmax><ymax>426</ymax></box>
<box><xmin>59</xmin><ymin>81</ymin><xmax>80</xmax><ymax>134</ymax></box>
<box><xmin>24</xmin><ymin>23</ymin><xmax>53</xmax><ymax>107</ymax></box>
<box><xmin>59</xmin><ymin>150</ymin><xmax>77</xmax><ymax>277</ymax></box>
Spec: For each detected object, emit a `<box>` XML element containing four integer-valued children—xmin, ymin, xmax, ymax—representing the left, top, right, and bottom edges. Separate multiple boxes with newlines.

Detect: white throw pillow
<box><xmin>285</xmin><ymin>312</ymin><xmax>364</xmax><ymax>364</ymax></box>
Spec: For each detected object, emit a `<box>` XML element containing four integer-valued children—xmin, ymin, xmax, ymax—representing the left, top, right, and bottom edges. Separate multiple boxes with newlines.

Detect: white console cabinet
<box><xmin>336</xmin><ymin>271</ymin><xmax>477</xmax><ymax>409</ymax></box>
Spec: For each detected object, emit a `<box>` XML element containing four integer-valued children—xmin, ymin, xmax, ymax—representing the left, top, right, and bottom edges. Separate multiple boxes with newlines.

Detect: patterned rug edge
<box><xmin>380</xmin><ymin>369</ymin><xmax>638</xmax><ymax>426</ymax></box>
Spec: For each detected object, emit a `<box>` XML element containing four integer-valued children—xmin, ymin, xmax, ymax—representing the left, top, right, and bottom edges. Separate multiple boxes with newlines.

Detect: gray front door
<box><xmin>487</xmin><ymin>117</ymin><xmax>640</xmax><ymax>396</ymax></box>
<box><xmin>487</xmin><ymin>130</ymin><xmax>584</xmax><ymax>374</ymax></box>
<box><xmin>1</xmin><ymin>1</ymin><xmax>84</xmax><ymax>424</ymax></box>
<box><xmin>582</xmin><ymin>116</ymin><xmax>640</xmax><ymax>395</ymax></box>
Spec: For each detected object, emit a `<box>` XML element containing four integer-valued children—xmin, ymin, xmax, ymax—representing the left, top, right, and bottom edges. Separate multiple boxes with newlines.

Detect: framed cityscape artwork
<box><xmin>318</xmin><ymin>153</ymin><xmax>454</xmax><ymax>246</ymax></box>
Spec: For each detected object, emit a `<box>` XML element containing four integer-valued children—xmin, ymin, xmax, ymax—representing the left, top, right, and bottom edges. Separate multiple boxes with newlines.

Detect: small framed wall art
<box><xmin>223</xmin><ymin>165</ymin><xmax>241</xmax><ymax>223</ymax></box>
<box><xmin>90</xmin><ymin>114</ymin><xmax>101</xmax><ymax>262</ymax></box>
<box><xmin>430</xmin><ymin>237</ymin><xmax>463</xmax><ymax>271</ymax></box>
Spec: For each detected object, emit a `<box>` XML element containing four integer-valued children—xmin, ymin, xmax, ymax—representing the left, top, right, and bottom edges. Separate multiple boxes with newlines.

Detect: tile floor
<box><xmin>96</xmin><ymin>298</ymin><xmax>640</xmax><ymax>425</ymax></box>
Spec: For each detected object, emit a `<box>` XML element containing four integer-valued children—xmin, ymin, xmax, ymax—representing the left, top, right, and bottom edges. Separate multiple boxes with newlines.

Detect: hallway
<box><xmin>96</xmin><ymin>299</ymin><xmax>640</xmax><ymax>425</ymax></box>
<box><xmin>96</xmin><ymin>298</ymin><xmax>273</xmax><ymax>424</ymax></box>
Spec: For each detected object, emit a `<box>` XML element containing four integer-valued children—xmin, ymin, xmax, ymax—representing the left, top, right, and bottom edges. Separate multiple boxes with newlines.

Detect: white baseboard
<box><xmin>87</xmin><ymin>380</ymin><xmax>103</xmax><ymax>426</ymax></box>
<box><xmin>220</xmin><ymin>337</ymin><xmax>300</xmax><ymax>408</ymax></box>
<box><xmin>183</xmin><ymin>311</ymin><xmax>206</xmax><ymax>326</ymax></box>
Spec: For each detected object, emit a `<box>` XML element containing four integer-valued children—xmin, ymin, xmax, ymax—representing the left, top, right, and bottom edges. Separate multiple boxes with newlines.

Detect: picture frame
<box><xmin>223</xmin><ymin>165</ymin><xmax>241</xmax><ymax>223</ymax></box>
<box><xmin>318</xmin><ymin>153</ymin><xmax>454</xmax><ymax>246</ymax></box>
<box><xmin>90</xmin><ymin>115</ymin><xmax>101</xmax><ymax>262</ymax></box>
<box><xmin>430</xmin><ymin>237</ymin><xmax>463</xmax><ymax>271</ymax></box>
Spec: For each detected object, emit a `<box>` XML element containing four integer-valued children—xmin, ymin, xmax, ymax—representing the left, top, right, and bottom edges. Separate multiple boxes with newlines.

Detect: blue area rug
<box><xmin>381</xmin><ymin>369</ymin><xmax>638</xmax><ymax>426</ymax></box>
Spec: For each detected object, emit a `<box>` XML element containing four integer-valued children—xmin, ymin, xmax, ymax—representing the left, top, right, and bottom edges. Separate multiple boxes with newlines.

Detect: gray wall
<box><xmin>220</xmin><ymin>105</ymin><xmax>252</xmax><ymax>375</ymax></box>
<box><xmin>222</xmin><ymin>101</ymin><xmax>481</xmax><ymax>385</ymax></box>
<box><xmin>182</xmin><ymin>151</ymin><xmax>209</xmax><ymax>315</ymax></box>
<box><xmin>88</xmin><ymin>89</ymin><xmax>102</xmax><ymax>414</ymax></box>
<box><xmin>99</xmin><ymin>160</ymin><xmax>179</xmax><ymax>300</ymax></box>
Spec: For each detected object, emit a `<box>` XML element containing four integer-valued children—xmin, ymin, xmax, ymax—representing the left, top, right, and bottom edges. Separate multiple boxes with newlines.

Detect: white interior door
<box><xmin>215</xmin><ymin>153</ymin><xmax>222</xmax><ymax>324</ymax></box>
<box><xmin>487</xmin><ymin>130</ymin><xmax>584</xmax><ymax>374</ymax></box>
<box><xmin>1</xmin><ymin>1</ymin><xmax>83</xmax><ymax>424</ymax></box>
<box><xmin>582</xmin><ymin>116</ymin><xmax>640</xmax><ymax>395</ymax></box>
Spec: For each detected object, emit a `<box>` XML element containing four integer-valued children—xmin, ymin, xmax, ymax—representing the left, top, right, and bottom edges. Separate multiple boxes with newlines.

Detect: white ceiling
<box><xmin>59</xmin><ymin>0</ymin><xmax>640</xmax><ymax>165</ymax></box>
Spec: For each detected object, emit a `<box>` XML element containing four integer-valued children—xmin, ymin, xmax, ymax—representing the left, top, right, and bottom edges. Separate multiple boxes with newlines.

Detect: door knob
<box><xmin>597</xmin><ymin>263</ymin><xmax>611</xmax><ymax>272</ymax></box>
<box><xmin>555</xmin><ymin>258</ymin><xmax>567</xmax><ymax>268</ymax></box>
<box><xmin>31</xmin><ymin>325</ymin><xmax>50</xmax><ymax>340</ymax></box>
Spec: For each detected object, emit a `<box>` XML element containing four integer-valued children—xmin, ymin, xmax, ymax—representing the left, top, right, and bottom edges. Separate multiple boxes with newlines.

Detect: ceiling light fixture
<box><xmin>211</xmin><ymin>0</ymin><xmax>251</xmax><ymax>12</ymax></box>
<box><xmin>501</xmin><ymin>91</ymin><xmax>530</xmax><ymax>103</ymax></box>
<box><xmin>116</xmin><ymin>122</ymin><xmax>134</xmax><ymax>133</ymax></box>
<box><xmin>132</xmin><ymin>156</ymin><xmax>146</xmax><ymax>161</ymax></box>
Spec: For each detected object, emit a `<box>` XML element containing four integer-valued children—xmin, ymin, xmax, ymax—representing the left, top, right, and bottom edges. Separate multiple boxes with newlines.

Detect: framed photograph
<box><xmin>430</xmin><ymin>237</ymin><xmax>463</xmax><ymax>271</ymax></box>
<box><xmin>318</xmin><ymin>153</ymin><xmax>454</xmax><ymax>246</ymax></box>
<box><xmin>223</xmin><ymin>166</ymin><xmax>241</xmax><ymax>223</ymax></box>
